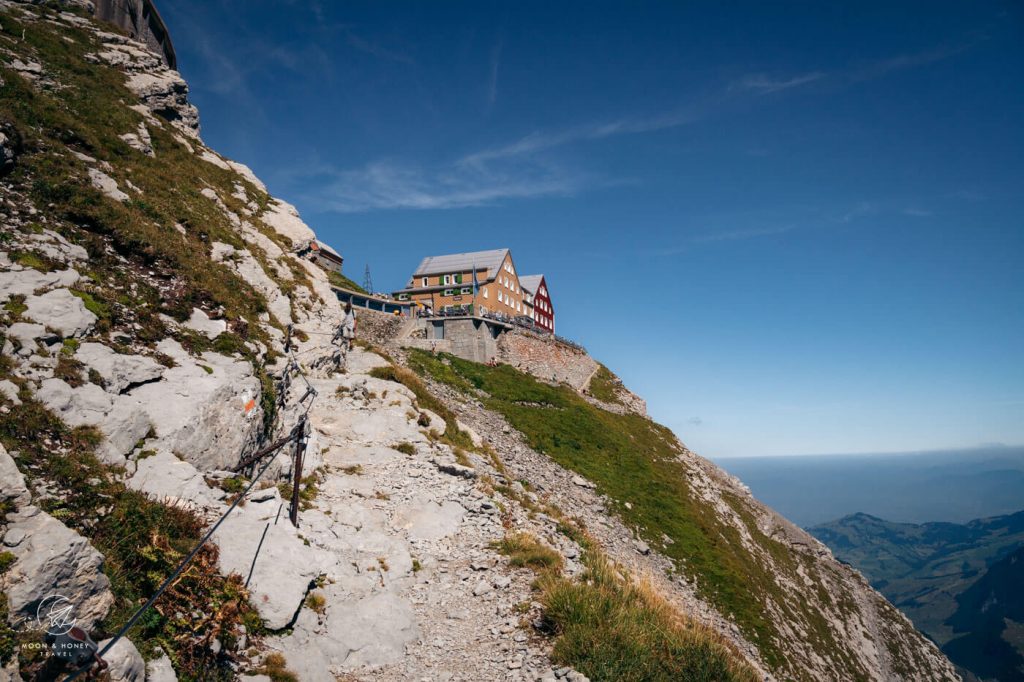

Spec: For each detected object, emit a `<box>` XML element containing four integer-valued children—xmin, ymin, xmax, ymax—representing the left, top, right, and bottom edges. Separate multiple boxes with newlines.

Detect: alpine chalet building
<box><xmin>520</xmin><ymin>274</ymin><xmax>555</xmax><ymax>333</ymax></box>
<box><xmin>393</xmin><ymin>248</ymin><xmax>553</xmax><ymax>332</ymax></box>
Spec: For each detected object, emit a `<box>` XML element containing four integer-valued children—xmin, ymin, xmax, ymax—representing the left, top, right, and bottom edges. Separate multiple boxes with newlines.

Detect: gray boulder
<box><xmin>96</xmin><ymin>637</ymin><xmax>144</xmax><ymax>682</ymax></box>
<box><xmin>144</xmin><ymin>651</ymin><xmax>177</xmax><ymax>682</ymax></box>
<box><xmin>86</xmin><ymin>168</ymin><xmax>129</xmax><ymax>203</ymax></box>
<box><xmin>0</xmin><ymin>379</ymin><xmax>20</xmax><ymax>405</ymax></box>
<box><xmin>23</xmin><ymin>288</ymin><xmax>97</xmax><ymax>338</ymax></box>
<box><xmin>5</xmin><ymin>322</ymin><xmax>51</xmax><ymax>356</ymax></box>
<box><xmin>127</xmin><ymin>450</ymin><xmax>225</xmax><ymax>511</ymax></box>
<box><xmin>215</xmin><ymin>503</ymin><xmax>331</xmax><ymax>630</ymax></box>
<box><xmin>0</xmin><ymin>266</ymin><xmax>80</xmax><ymax>303</ymax></box>
<box><xmin>123</xmin><ymin>339</ymin><xmax>263</xmax><ymax>471</ymax></box>
<box><xmin>74</xmin><ymin>342</ymin><xmax>164</xmax><ymax>394</ymax></box>
<box><xmin>34</xmin><ymin>378</ymin><xmax>151</xmax><ymax>465</ymax></box>
<box><xmin>184</xmin><ymin>307</ymin><xmax>226</xmax><ymax>340</ymax></box>
<box><xmin>0</xmin><ymin>442</ymin><xmax>31</xmax><ymax>509</ymax></box>
<box><xmin>3</xmin><ymin>506</ymin><xmax>114</xmax><ymax>631</ymax></box>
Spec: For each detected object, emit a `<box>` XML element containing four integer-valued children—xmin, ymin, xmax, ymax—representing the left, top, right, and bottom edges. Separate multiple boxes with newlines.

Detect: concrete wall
<box><xmin>496</xmin><ymin>329</ymin><xmax>598</xmax><ymax>390</ymax></box>
<box><xmin>94</xmin><ymin>0</ymin><xmax>177</xmax><ymax>69</ymax></box>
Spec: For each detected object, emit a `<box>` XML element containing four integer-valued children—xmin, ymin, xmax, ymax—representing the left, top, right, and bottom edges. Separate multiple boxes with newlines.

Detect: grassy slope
<box><xmin>406</xmin><ymin>350</ymin><xmax>892</xmax><ymax>679</ymax></box>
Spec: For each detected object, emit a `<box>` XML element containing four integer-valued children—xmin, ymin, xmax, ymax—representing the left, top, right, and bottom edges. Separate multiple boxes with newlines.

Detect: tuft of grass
<box><xmin>341</xmin><ymin>464</ymin><xmax>363</xmax><ymax>475</ymax></box>
<box><xmin>492</xmin><ymin>532</ymin><xmax>563</xmax><ymax>573</ymax></box>
<box><xmin>539</xmin><ymin>551</ymin><xmax>760</xmax><ymax>682</ymax></box>
<box><xmin>0</xmin><ymin>551</ymin><xmax>14</xmax><ymax>574</ymax></box>
<box><xmin>53</xmin><ymin>354</ymin><xmax>85</xmax><ymax>387</ymax></box>
<box><xmin>304</xmin><ymin>592</ymin><xmax>326</xmax><ymax>615</ymax></box>
<box><xmin>411</xmin><ymin>558</ymin><xmax>422</xmax><ymax>573</ymax></box>
<box><xmin>394</xmin><ymin>442</ymin><xmax>416</xmax><ymax>456</ymax></box>
<box><xmin>254</xmin><ymin>652</ymin><xmax>299</xmax><ymax>682</ymax></box>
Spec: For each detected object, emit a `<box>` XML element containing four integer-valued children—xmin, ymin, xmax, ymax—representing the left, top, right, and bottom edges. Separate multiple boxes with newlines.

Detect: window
<box><xmin>443</xmin><ymin>288</ymin><xmax>454</xmax><ymax>296</ymax></box>
<box><xmin>443</xmin><ymin>275</ymin><xmax>451</xmax><ymax>285</ymax></box>
<box><xmin>497</xmin><ymin>291</ymin><xmax>503</xmax><ymax>303</ymax></box>
<box><xmin>397</xmin><ymin>293</ymin><xmax>409</xmax><ymax>301</ymax></box>
<box><xmin>460</xmin><ymin>287</ymin><xmax>471</xmax><ymax>295</ymax></box>
<box><xmin>483</xmin><ymin>288</ymin><xmax>489</xmax><ymax>299</ymax></box>
<box><xmin>421</xmin><ymin>277</ymin><xmax>428</xmax><ymax>287</ymax></box>
<box><xmin>516</xmin><ymin>302</ymin><xmax>521</xmax><ymax>312</ymax></box>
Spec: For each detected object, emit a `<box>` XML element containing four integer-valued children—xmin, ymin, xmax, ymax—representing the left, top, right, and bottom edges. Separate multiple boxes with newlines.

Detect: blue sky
<box><xmin>160</xmin><ymin>0</ymin><xmax>1024</xmax><ymax>457</ymax></box>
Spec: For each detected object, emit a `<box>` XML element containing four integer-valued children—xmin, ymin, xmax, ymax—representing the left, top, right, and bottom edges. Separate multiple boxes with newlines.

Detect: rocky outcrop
<box><xmin>93</xmin><ymin>0</ymin><xmax>177</xmax><ymax>70</ymax></box>
<box><xmin>2</xmin><ymin>506</ymin><xmax>115</xmax><ymax>631</ymax></box>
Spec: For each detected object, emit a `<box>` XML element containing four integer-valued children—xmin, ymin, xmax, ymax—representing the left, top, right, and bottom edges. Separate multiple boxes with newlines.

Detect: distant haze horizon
<box><xmin>713</xmin><ymin>445</ymin><xmax>1024</xmax><ymax>527</ymax></box>
<box><xmin>710</xmin><ymin>442</ymin><xmax>1024</xmax><ymax>459</ymax></box>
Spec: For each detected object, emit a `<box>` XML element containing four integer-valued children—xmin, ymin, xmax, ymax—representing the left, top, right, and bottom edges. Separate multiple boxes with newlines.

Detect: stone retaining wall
<box><xmin>496</xmin><ymin>329</ymin><xmax>598</xmax><ymax>390</ymax></box>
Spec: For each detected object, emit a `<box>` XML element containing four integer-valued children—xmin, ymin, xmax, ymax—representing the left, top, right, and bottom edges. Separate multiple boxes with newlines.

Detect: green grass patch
<box><xmin>327</xmin><ymin>269</ymin><xmax>368</xmax><ymax>294</ymax></box>
<box><xmin>492</xmin><ymin>532</ymin><xmax>563</xmax><ymax>572</ymax></box>
<box><xmin>587</xmin><ymin>364</ymin><xmax>624</xmax><ymax>405</ymax></box>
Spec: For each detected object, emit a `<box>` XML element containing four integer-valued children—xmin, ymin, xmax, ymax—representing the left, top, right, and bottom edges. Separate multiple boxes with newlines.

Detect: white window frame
<box><xmin>422</xmin><ymin>277</ymin><xmax>428</xmax><ymax>287</ymax></box>
<box><xmin>483</xmin><ymin>288</ymin><xmax>489</xmax><ymax>299</ymax></box>
<box><xmin>443</xmin><ymin>274</ymin><xmax>451</xmax><ymax>285</ymax></box>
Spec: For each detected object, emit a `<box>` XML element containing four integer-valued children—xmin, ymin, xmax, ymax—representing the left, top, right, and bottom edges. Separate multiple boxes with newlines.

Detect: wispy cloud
<box><xmin>293</xmin><ymin>109</ymin><xmax>703</xmax><ymax>212</ymax></box>
<box><xmin>487</xmin><ymin>38</ymin><xmax>503</xmax><ymax>106</ymax></box>
<box><xmin>688</xmin><ymin>417</ymin><xmax>704</xmax><ymax>426</ymax></box>
<box><xmin>850</xmin><ymin>44</ymin><xmax>970</xmax><ymax>82</ymax></box>
<box><xmin>693</xmin><ymin>224</ymin><xmax>799</xmax><ymax>243</ymax></box>
<box><xmin>292</xmin><ymin>157</ymin><xmax>589</xmax><ymax>212</ymax></box>
<box><xmin>461</xmin><ymin>110</ymin><xmax>699</xmax><ymax>166</ymax></box>
<box><xmin>902</xmin><ymin>207</ymin><xmax>932</xmax><ymax>217</ymax></box>
<box><xmin>733</xmin><ymin>71</ymin><xmax>825</xmax><ymax>94</ymax></box>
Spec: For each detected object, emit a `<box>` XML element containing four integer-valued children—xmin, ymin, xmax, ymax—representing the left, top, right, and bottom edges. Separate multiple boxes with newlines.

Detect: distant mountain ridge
<box><xmin>811</xmin><ymin>510</ymin><xmax>1024</xmax><ymax>681</ymax></box>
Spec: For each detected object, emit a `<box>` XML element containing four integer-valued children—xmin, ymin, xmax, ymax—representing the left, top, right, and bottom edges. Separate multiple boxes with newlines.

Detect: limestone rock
<box><xmin>144</xmin><ymin>651</ymin><xmax>177</xmax><ymax>682</ymax></box>
<box><xmin>127</xmin><ymin>450</ymin><xmax>225</xmax><ymax>511</ymax></box>
<box><xmin>5</xmin><ymin>322</ymin><xmax>51</xmax><ymax>356</ymax></box>
<box><xmin>96</xmin><ymin>637</ymin><xmax>144</xmax><ymax>682</ymax></box>
<box><xmin>87</xmin><ymin>167</ymin><xmax>129</xmax><ymax>202</ymax></box>
<box><xmin>0</xmin><ymin>443</ymin><xmax>31</xmax><ymax>509</ymax></box>
<box><xmin>0</xmin><ymin>266</ymin><xmax>80</xmax><ymax>303</ymax></box>
<box><xmin>3</xmin><ymin>506</ymin><xmax>114</xmax><ymax>631</ymax></box>
<box><xmin>75</xmin><ymin>342</ymin><xmax>164</xmax><ymax>394</ymax></box>
<box><xmin>118</xmin><ymin>121</ymin><xmax>153</xmax><ymax>157</ymax></box>
<box><xmin>209</xmin><ymin>241</ymin><xmax>291</xmax><ymax>326</ymax></box>
<box><xmin>124</xmin><ymin>71</ymin><xmax>199</xmax><ymax>138</ymax></box>
<box><xmin>259</xmin><ymin>199</ymin><xmax>315</xmax><ymax>246</ymax></box>
<box><xmin>35</xmin><ymin>378</ymin><xmax>151</xmax><ymax>465</ymax></box>
<box><xmin>0</xmin><ymin>379</ymin><xmax>20</xmax><ymax>405</ymax></box>
<box><xmin>23</xmin><ymin>288</ymin><xmax>97</xmax><ymax>338</ymax></box>
<box><xmin>184</xmin><ymin>307</ymin><xmax>226</xmax><ymax>339</ymax></box>
<box><xmin>122</xmin><ymin>339</ymin><xmax>263</xmax><ymax>471</ymax></box>
<box><xmin>215</xmin><ymin>504</ymin><xmax>331</xmax><ymax>630</ymax></box>
<box><xmin>391</xmin><ymin>499</ymin><xmax>465</xmax><ymax>541</ymax></box>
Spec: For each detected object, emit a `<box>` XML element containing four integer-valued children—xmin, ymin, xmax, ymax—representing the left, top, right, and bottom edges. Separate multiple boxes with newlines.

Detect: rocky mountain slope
<box><xmin>0</xmin><ymin>2</ymin><xmax>959</xmax><ymax>681</ymax></box>
<box><xmin>811</xmin><ymin>511</ymin><xmax>1024</xmax><ymax>681</ymax></box>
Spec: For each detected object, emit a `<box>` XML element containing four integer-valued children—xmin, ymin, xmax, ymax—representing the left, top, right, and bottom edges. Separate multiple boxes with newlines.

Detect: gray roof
<box><xmin>410</xmin><ymin>248</ymin><xmax>509</xmax><ymax>279</ymax></box>
<box><xmin>519</xmin><ymin>274</ymin><xmax>544</xmax><ymax>294</ymax></box>
<box><xmin>315</xmin><ymin>240</ymin><xmax>343</xmax><ymax>260</ymax></box>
